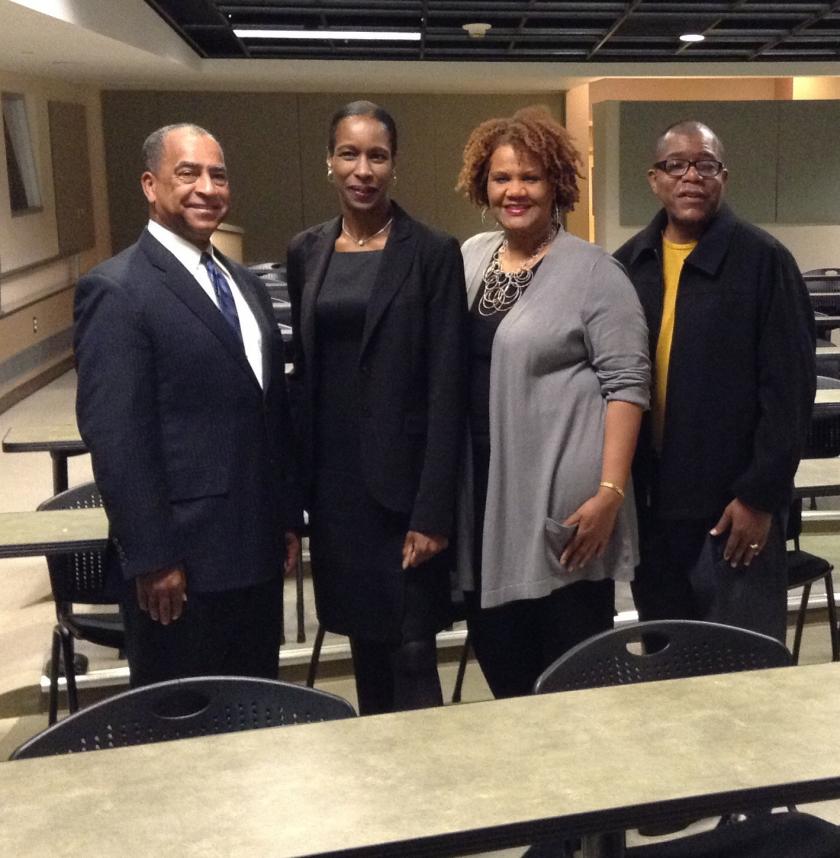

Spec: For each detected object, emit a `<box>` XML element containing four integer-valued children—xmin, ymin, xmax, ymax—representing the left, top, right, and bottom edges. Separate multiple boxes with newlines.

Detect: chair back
<box><xmin>37</xmin><ymin>482</ymin><xmax>110</xmax><ymax>607</ymax></box>
<box><xmin>534</xmin><ymin>620</ymin><xmax>791</xmax><ymax>695</ymax></box>
<box><xmin>11</xmin><ymin>675</ymin><xmax>356</xmax><ymax>759</ymax></box>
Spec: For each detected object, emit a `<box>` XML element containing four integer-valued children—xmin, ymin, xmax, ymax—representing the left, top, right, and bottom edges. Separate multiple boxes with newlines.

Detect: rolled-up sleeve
<box><xmin>583</xmin><ymin>255</ymin><xmax>651</xmax><ymax>409</ymax></box>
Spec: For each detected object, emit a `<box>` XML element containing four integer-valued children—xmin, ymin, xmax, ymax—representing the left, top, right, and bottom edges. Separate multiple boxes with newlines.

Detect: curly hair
<box><xmin>455</xmin><ymin>106</ymin><xmax>583</xmax><ymax>212</ymax></box>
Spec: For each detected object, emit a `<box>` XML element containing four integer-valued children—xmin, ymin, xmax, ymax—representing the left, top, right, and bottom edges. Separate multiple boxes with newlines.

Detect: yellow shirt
<box><xmin>653</xmin><ymin>237</ymin><xmax>697</xmax><ymax>451</ymax></box>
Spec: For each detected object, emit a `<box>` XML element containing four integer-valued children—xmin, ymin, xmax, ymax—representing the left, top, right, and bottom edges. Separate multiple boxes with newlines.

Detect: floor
<box><xmin>2</xmin><ymin>370</ymin><xmax>840</xmax><ymax>856</ymax></box>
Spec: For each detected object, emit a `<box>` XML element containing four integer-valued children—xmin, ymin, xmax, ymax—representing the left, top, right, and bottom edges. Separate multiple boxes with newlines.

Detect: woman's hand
<box><xmin>560</xmin><ymin>488</ymin><xmax>623</xmax><ymax>571</ymax></box>
<box><xmin>402</xmin><ymin>531</ymin><xmax>449</xmax><ymax>569</ymax></box>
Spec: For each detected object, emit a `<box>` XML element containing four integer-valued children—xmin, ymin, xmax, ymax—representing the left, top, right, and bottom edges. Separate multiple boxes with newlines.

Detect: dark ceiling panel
<box><xmin>144</xmin><ymin>0</ymin><xmax>840</xmax><ymax>63</ymax></box>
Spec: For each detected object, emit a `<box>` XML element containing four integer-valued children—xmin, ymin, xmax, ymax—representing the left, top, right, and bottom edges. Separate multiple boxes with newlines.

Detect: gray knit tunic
<box><xmin>456</xmin><ymin>229</ymin><xmax>650</xmax><ymax>609</ymax></box>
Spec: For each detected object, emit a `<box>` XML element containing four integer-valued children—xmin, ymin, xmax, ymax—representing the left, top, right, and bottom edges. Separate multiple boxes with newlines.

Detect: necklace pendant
<box><xmin>357</xmin><ymin>239</ymin><xmax>365</xmax><ymax>246</ymax></box>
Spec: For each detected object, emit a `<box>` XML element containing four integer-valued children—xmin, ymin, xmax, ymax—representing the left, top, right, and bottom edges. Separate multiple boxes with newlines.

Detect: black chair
<box><xmin>786</xmin><ymin>499</ymin><xmax>839</xmax><ymax>664</ymax></box>
<box><xmin>11</xmin><ymin>675</ymin><xmax>356</xmax><ymax>759</ymax></box>
<box><xmin>37</xmin><ymin>482</ymin><xmax>124</xmax><ymax>725</ymax></box>
<box><xmin>534</xmin><ymin>619</ymin><xmax>791</xmax><ymax>695</ymax></box>
<box><xmin>627</xmin><ymin>811</ymin><xmax>840</xmax><ymax>858</ymax></box>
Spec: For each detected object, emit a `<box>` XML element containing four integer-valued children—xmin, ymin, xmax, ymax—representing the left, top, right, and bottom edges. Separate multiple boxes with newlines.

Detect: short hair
<box><xmin>327</xmin><ymin>101</ymin><xmax>398</xmax><ymax>156</ymax></box>
<box><xmin>654</xmin><ymin>120</ymin><xmax>725</xmax><ymax>162</ymax></box>
<box><xmin>456</xmin><ymin>106</ymin><xmax>583</xmax><ymax>213</ymax></box>
<box><xmin>141</xmin><ymin>123</ymin><xmax>222</xmax><ymax>173</ymax></box>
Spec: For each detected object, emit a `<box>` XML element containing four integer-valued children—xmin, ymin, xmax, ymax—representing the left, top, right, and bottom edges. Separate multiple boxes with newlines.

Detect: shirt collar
<box><xmin>146</xmin><ymin>219</ymin><xmax>212</xmax><ymax>275</ymax></box>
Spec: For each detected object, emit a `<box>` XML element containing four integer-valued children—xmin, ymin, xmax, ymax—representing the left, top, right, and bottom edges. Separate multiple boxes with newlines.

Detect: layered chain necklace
<box><xmin>341</xmin><ymin>216</ymin><xmax>393</xmax><ymax>247</ymax></box>
<box><xmin>478</xmin><ymin>227</ymin><xmax>556</xmax><ymax>316</ymax></box>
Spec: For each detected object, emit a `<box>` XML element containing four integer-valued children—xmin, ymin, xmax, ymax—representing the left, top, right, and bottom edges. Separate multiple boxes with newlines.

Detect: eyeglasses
<box><xmin>653</xmin><ymin>158</ymin><xmax>725</xmax><ymax>178</ymax></box>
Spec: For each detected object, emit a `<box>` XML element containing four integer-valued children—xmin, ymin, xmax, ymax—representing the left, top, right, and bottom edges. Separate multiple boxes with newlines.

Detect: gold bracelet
<box><xmin>599</xmin><ymin>481</ymin><xmax>625</xmax><ymax>499</ymax></box>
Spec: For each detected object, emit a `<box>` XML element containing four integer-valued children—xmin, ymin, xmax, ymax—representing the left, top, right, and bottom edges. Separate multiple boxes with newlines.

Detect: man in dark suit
<box><xmin>614</xmin><ymin>120</ymin><xmax>815</xmax><ymax>643</ymax></box>
<box><xmin>74</xmin><ymin>123</ymin><xmax>301</xmax><ymax>686</ymax></box>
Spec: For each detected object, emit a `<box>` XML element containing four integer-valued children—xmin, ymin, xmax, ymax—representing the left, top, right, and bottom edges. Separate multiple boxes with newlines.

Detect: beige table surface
<box><xmin>2</xmin><ymin>424</ymin><xmax>83</xmax><ymax>449</ymax></box>
<box><xmin>795</xmin><ymin>457</ymin><xmax>840</xmax><ymax>498</ymax></box>
<box><xmin>0</xmin><ymin>508</ymin><xmax>107</xmax><ymax>558</ymax></box>
<box><xmin>3</xmin><ymin>663</ymin><xmax>840</xmax><ymax>857</ymax></box>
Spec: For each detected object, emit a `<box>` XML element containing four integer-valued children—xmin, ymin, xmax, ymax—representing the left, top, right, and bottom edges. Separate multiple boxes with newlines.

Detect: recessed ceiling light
<box><xmin>462</xmin><ymin>22</ymin><xmax>492</xmax><ymax>39</ymax></box>
<box><xmin>679</xmin><ymin>33</ymin><xmax>705</xmax><ymax>43</ymax></box>
<box><xmin>233</xmin><ymin>28</ymin><xmax>421</xmax><ymax>42</ymax></box>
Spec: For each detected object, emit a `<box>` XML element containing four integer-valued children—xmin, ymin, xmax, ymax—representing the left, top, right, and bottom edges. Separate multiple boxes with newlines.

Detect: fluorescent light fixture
<box><xmin>679</xmin><ymin>33</ymin><xmax>705</xmax><ymax>43</ymax></box>
<box><xmin>234</xmin><ymin>28</ymin><xmax>421</xmax><ymax>42</ymax></box>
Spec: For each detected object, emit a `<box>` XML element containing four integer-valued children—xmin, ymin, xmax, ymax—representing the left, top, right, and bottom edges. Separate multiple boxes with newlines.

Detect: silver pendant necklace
<box><xmin>341</xmin><ymin>217</ymin><xmax>393</xmax><ymax>246</ymax></box>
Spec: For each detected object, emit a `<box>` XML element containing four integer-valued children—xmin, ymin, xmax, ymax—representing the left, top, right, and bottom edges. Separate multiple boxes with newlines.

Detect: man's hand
<box><xmin>710</xmin><ymin>499</ymin><xmax>772</xmax><ymax>568</ymax></box>
<box><xmin>284</xmin><ymin>531</ymin><xmax>301</xmax><ymax>576</ymax></box>
<box><xmin>136</xmin><ymin>564</ymin><xmax>187</xmax><ymax>624</ymax></box>
<box><xmin>401</xmin><ymin>531</ymin><xmax>449</xmax><ymax>569</ymax></box>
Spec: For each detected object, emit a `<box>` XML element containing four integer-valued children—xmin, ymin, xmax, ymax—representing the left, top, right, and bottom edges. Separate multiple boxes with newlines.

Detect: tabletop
<box><xmin>3</xmin><ymin>663</ymin><xmax>840</xmax><ymax>857</ymax></box>
<box><xmin>2</xmin><ymin>424</ymin><xmax>84</xmax><ymax>453</ymax></box>
<box><xmin>0</xmin><ymin>508</ymin><xmax>107</xmax><ymax>558</ymax></box>
<box><xmin>795</xmin><ymin>457</ymin><xmax>840</xmax><ymax>498</ymax></box>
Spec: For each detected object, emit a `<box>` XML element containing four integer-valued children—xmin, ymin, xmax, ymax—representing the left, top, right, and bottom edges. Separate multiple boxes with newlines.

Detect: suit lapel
<box><xmin>359</xmin><ymin>207</ymin><xmax>415</xmax><ymax>358</ymax></box>
<box><xmin>300</xmin><ymin>217</ymin><xmax>341</xmax><ymax>374</ymax></box>
<box><xmin>139</xmin><ymin>231</ymin><xmax>257</xmax><ymax>386</ymax></box>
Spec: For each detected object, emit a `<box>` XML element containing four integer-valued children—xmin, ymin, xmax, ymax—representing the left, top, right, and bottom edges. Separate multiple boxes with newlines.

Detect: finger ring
<box><xmin>749</xmin><ymin>543</ymin><xmax>759</xmax><ymax>550</ymax></box>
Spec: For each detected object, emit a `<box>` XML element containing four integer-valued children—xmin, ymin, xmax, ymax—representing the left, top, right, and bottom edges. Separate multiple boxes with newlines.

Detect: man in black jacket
<box><xmin>614</xmin><ymin>120</ymin><xmax>815</xmax><ymax>642</ymax></box>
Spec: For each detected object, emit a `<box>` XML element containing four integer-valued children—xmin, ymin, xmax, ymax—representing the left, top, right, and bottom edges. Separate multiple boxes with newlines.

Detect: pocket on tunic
<box><xmin>544</xmin><ymin>516</ymin><xmax>577</xmax><ymax>563</ymax></box>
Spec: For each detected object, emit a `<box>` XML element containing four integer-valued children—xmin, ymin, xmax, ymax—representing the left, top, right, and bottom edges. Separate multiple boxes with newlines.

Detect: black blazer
<box><xmin>286</xmin><ymin>203</ymin><xmax>468</xmax><ymax>536</ymax></box>
<box><xmin>74</xmin><ymin>229</ymin><xmax>302</xmax><ymax>593</ymax></box>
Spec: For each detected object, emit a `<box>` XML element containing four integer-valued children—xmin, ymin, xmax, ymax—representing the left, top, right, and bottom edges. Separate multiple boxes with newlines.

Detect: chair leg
<box><xmin>296</xmin><ymin>547</ymin><xmax>306</xmax><ymax>644</ymax></box>
<box><xmin>48</xmin><ymin>627</ymin><xmax>61</xmax><ymax>725</ymax></box>
<box><xmin>306</xmin><ymin>624</ymin><xmax>326</xmax><ymax>688</ymax></box>
<box><xmin>791</xmin><ymin>585</ymin><xmax>811</xmax><ymax>665</ymax></box>
<box><xmin>451</xmin><ymin>632</ymin><xmax>471</xmax><ymax>704</ymax></box>
<box><xmin>59</xmin><ymin>627</ymin><xmax>79</xmax><ymax>714</ymax></box>
<box><xmin>825</xmin><ymin>569</ymin><xmax>839</xmax><ymax>662</ymax></box>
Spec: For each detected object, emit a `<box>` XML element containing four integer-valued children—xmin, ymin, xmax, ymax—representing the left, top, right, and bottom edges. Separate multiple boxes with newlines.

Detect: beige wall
<box><xmin>587</xmin><ymin>76</ymin><xmax>840</xmax><ymax>269</ymax></box>
<box><xmin>0</xmin><ymin>70</ymin><xmax>111</xmax><ymax>410</ymax></box>
<box><xmin>101</xmin><ymin>91</ymin><xmax>565</xmax><ymax>263</ymax></box>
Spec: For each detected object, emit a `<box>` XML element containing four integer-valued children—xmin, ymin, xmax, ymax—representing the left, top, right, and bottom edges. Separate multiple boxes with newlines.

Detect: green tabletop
<box><xmin>2</xmin><ymin>663</ymin><xmax>840</xmax><ymax>857</ymax></box>
<box><xmin>0</xmin><ymin>508</ymin><xmax>107</xmax><ymax>558</ymax></box>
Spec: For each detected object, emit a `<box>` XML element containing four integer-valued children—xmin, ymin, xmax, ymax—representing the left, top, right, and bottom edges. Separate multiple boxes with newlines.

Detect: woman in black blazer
<box><xmin>286</xmin><ymin>101</ymin><xmax>468</xmax><ymax>715</ymax></box>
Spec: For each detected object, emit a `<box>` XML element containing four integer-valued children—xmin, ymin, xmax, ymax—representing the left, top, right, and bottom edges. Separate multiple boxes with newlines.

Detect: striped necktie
<box><xmin>201</xmin><ymin>252</ymin><xmax>242</xmax><ymax>343</ymax></box>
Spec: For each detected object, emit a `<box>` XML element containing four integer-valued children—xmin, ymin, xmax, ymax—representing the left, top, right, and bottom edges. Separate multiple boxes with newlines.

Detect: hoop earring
<box><xmin>391</xmin><ymin>171</ymin><xmax>397</xmax><ymax>185</ymax></box>
<box><xmin>552</xmin><ymin>203</ymin><xmax>563</xmax><ymax>229</ymax></box>
<box><xmin>481</xmin><ymin>206</ymin><xmax>488</xmax><ymax>225</ymax></box>
<box><xmin>326</xmin><ymin>166</ymin><xmax>333</xmax><ymax>182</ymax></box>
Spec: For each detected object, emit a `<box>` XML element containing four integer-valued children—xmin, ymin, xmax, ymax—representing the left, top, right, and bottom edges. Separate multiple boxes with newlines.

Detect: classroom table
<box><xmin>813</xmin><ymin>388</ymin><xmax>840</xmax><ymax>417</ymax></box>
<box><xmin>813</xmin><ymin>316</ymin><xmax>840</xmax><ymax>336</ymax></box>
<box><xmin>2</xmin><ymin>425</ymin><xmax>86</xmax><ymax>494</ymax></box>
<box><xmin>0</xmin><ymin>508</ymin><xmax>107</xmax><ymax>559</ymax></box>
<box><xmin>795</xmin><ymin>457</ymin><xmax>840</xmax><ymax>499</ymax></box>
<box><xmin>3</xmin><ymin>663</ymin><xmax>840</xmax><ymax>858</ymax></box>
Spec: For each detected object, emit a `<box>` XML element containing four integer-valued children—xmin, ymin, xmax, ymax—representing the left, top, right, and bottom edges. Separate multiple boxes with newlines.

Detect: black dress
<box><xmin>310</xmin><ymin>250</ymin><xmax>450</xmax><ymax>642</ymax></box>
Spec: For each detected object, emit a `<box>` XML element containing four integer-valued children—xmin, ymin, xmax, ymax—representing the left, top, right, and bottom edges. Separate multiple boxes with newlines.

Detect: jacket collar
<box><xmin>138</xmin><ymin>229</ymin><xmax>261</xmax><ymax>389</ymax></box>
<box><xmin>628</xmin><ymin>203</ymin><xmax>738</xmax><ymax>278</ymax></box>
<box><xmin>300</xmin><ymin>201</ymin><xmax>416</xmax><ymax>363</ymax></box>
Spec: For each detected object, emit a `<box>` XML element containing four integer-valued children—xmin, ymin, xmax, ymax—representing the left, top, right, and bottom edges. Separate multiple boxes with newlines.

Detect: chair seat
<box><xmin>627</xmin><ymin>811</ymin><xmax>840</xmax><ymax>857</ymax></box>
<box><xmin>64</xmin><ymin>611</ymin><xmax>124</xmax><ymax>650</ymax></box>
<box><xmin>787</xmin><ymin>549</ymin><xmax>832</xmax><ymax>588</ymax></box>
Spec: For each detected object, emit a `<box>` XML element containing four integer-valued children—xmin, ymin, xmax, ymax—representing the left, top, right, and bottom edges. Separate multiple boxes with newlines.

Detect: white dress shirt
<box><xmin>147</xmin><ymin>220</ymin><xmax>264</xmax><ymax>389</ymax></box>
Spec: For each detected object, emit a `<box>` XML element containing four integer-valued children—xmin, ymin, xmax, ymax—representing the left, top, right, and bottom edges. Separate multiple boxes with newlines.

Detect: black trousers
<box><xmin>465</xmin><ymin>579</ymin><xmax>616</xmax><ymax>699</ymax></box>
<box><xmin>121</xmin><ymin>575</ymin><xmax>284</xmax><ymax>687</ymax></box>
<box><xmin>349</xmin><ymin>570</ymin><xmax>445</xmax><ymax>716</ymax></box>
<box><xmin>631</xmin><ymin>514</ymin><xmax>788</xmax><ymax>644</ymax></box>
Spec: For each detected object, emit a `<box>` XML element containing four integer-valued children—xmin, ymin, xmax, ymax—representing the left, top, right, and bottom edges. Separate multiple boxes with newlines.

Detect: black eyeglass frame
<box><xmin>652</xmin><ymin>158</ymin><xmax>725</xmax><ymax>178</ymax></box>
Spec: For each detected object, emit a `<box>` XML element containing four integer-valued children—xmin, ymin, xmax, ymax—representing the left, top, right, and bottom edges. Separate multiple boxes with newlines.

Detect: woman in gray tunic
<box><xmin>455</xmin><ymin>107</ymin><xmax>650</xmax><ymax>698</ymax></box>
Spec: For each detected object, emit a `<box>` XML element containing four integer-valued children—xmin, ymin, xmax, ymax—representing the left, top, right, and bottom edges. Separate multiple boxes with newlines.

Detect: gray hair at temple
<box><xmin>654</xmin><ymin>120</ymin><xmax>725</xmax><ymax>162</ymax></box>
<box><xmin>141</xmin><ymin>123</ymin><xmax>223</xmax><ymax>173</ymax></box>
